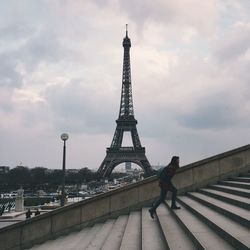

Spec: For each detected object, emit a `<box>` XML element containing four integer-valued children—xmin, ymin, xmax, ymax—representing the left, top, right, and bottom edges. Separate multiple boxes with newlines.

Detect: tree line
<box><xmin>0</xmin><ymin>166</ymin><xmax>126</xmax><ymax>193</ymax></box>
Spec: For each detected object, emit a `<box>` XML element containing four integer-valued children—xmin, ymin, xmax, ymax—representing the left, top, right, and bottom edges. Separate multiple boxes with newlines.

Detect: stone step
<box><xmin>187</xmin><ymin>192</ymin><xmax>250</xmax><ymax>228</ymax></box>
<box><xmin>59</xmin><ymin>228</ymin><xmax>90</xmax><ymax>250</ymax></box>
<box><xmin>210</xmin><ymin>184</ymin><xmax>250</xmax><ymax>198</ymax></box>
<box><xmin>29</xmin><ymin>239</ymin><xmax>55</xmax><ymax>250</ymax></box>
<box><xmin>102</xmin><ymin>215</ymin><xmax>128</xmax><ymax>250</ymax></box>
<box><xmin>199</xmin><ymin>188</ymin><xmax>250</xmax><ymax>210</ymax></box>
<box><xmin>156</xmin><ymin>203</ymin><xmax>197</xmax><ymax>249</ymax></box>
<box><xmin>120</xmin><ymin>211</ymin><xmax>141</xmax><ymax>250</ymax></box>
<box><xmin>52</xmin><ymin>228</ymin><xmax>90</xmax><ymax>250</ymax></box>
<box><xmin>141</xmin><ymin>207</ymin><xmax>166</xmax><ymax>250</ymax></box>
<box><xmin>29</xmin><ymin>228</ymin><xmax>90</xmax><ymax>250</ymax></box>
<box><xmin>85</xmin><ymin>219</ymin><xmax>115</xmax><ymax>250</ymax></box>
<box><xmin>73</xmin><ymin>223</ymin><xmax>103</xmax><ymax>250</ymax></box>
<box><xmin>165</xmin><ymin>200</ymin><xmax>235</xmax><ymax>250</ymax></box>
<box><xmin>219</xmin><ymin>180</ymin><xmax>250</xmax><ymax>190</ymax></box>
<box><xmin>178</xmin><ymin>196</ymin><xmax>250</xmax><ymax>250</ymax></box>
<box><xmin>29</xmin><ymin>239</ymin><xmax>53</xmax><ymax>250</ymax></box>
<box><xmin>229</xmin><ymin>177</ymin><xmax>250</xmax><ymax>183</ymax></box>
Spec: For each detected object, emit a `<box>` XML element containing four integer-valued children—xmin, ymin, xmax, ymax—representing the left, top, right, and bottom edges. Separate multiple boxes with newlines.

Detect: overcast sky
<box><xmin>0</xmin><ymin>0</ymin><xmax>250</xmax><ymax>170</ymax></box>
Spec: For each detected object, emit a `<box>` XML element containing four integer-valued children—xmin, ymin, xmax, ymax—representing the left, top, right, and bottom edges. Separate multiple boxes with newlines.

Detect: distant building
<box><xmin>126</xmin><ymin>169</ymin><xmax>134</xmax><ymax>175</ymax></box>
<box><xmin>67</xmin><ymin>169</ymin><xmax>79</xmax><ymax>174</ymax></box>
<box><xmin>37</xmin><ymin>190</ymin><xmax>47</xmax><ymax>197</ymax></box>
<box><xmin>45</xmin><ymin>169</ymin><xmax>54</xmax><ymax>174</ymax></box>
<box><xmin>0</xmin><ymin>166</ymin><xmax>10</xmax><ymax>174</ymax></box>
<box><xmin>152</xmin><ymin>164</ymin><xmax>165</xmax><ymax>170</ymax></box>
<box><xmin>125</xmin><ymin>162</ymin><xmax>131</xmax><ymax>172</ymax></box>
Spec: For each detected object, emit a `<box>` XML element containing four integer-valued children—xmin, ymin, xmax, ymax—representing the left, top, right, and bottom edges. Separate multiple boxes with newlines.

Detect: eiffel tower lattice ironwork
<box><xmin>98</xmin><ymin>26</ymin><xmax>153</xmax><ymax>178</ymax></box>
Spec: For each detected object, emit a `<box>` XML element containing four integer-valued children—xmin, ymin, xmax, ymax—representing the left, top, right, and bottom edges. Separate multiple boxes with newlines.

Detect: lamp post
<box><xmin>60</xmin><ymin>133</ymin><xmax>69</xmax><ymax>206</ymax></box>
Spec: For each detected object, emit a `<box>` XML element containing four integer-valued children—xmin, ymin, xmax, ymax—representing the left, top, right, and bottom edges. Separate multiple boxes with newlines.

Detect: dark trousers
<box><xmin>151</xmin><ymin>182</ymin><xmax>177</xmax><ymax>212</ymax></box>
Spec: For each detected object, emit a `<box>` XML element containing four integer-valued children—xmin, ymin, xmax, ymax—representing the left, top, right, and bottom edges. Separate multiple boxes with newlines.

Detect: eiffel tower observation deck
<box><xmin>98</xmin><ymin>25</ymin><xmax>153</xmax><ymax>178</ymax></box>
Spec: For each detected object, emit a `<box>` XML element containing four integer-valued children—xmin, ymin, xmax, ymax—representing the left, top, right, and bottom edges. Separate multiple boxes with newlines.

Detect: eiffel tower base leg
<box><xmin>98</xmin><ymin>148</ymin><xmax>153</xmax><ymax>178</ymax></box>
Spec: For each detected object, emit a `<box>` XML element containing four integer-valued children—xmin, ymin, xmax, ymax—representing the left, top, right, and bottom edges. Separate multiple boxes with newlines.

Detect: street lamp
<box><xmin>60</xmin><ymin>133</ymin><xmax>69</xmax><ymax>206</ymax></box>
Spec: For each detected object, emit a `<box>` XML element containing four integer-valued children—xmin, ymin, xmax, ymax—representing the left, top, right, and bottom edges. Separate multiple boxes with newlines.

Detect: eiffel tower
<box><xmin>98</xmin><ymin>26</ymin><xmax>153</xmax><ymax>178</ymax></box>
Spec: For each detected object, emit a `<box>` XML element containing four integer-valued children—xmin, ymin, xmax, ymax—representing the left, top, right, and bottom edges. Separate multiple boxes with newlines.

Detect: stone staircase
<box><xmin>29</xmin><ymin>171</ymin><xmax>250</xmax><ymax>250</ymax></box>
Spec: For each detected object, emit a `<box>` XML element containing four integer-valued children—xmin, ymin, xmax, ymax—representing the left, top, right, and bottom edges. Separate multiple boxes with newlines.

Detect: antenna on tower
<box><xmin>126</xmin><ymin>24</ymin><xmax>128</xmax><ymax>37</ymax></box>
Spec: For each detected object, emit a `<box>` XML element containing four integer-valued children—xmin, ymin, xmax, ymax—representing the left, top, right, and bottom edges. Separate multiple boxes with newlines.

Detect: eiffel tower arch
<box><xmin>98</xmin><ymin>26</ymin><xmax>153</xmax><ymax>178</ymax></box>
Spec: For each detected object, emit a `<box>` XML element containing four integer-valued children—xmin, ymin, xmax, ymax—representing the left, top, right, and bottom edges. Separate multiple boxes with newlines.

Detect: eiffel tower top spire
<box><xmin>123</xmin><ymin>24</ymin><xmax>131</xmax><ymax>47</ymax></box>
<box><xmin>119</xmin><ymin>24</ymin><xmax>134</xmax><ymax>119</ymax></box>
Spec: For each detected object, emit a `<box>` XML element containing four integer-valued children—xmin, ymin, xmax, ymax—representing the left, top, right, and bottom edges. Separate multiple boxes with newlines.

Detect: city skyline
<box><xmin>0</xmin><ymin>1</ymin><xmax>250</xmax><ymax>169</ymax></box>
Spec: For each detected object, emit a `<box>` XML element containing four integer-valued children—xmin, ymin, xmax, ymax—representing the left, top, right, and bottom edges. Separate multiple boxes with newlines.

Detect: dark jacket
<box><xmin>159</xmin><ymin>164</ymin><xmax>179</xmax><ymax>189</ymax></box>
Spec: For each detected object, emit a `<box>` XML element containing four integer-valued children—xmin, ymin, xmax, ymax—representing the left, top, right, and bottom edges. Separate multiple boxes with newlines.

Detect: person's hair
<box><xmin>169</xmin><ymin>156</ymin><xmax>179</xmax><ymax>167</ymax></box>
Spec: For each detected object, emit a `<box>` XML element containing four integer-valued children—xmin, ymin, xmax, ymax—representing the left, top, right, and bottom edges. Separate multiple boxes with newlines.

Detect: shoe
<box><xmin>171</xmin><ymin>205</ymin><xmax>181</xmax><ymax>210</ymax></box>
<box><xmin>148</xmin><ymin>208</ymin><xmax>155</xmax><ymax>219</ymax></box>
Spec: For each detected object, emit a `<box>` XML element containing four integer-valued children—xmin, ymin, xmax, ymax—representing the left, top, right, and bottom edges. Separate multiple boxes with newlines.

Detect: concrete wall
<box><xmin>1</xmin><ymin>144</ymin><xmax>250</xmax><ymax>250</ymax></box>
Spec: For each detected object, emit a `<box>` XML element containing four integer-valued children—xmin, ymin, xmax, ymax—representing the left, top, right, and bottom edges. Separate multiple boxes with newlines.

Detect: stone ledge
<box><xmin>177</xmin><ymin>144</ymin><xmax>250</xmax><ymax>173</ymax></box>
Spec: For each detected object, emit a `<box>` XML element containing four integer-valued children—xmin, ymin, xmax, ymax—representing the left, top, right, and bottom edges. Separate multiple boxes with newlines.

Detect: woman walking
<box><xmin>149</xmin><ymin>156</ymin><xmax>181</xmax><ymax>219</ymax></box>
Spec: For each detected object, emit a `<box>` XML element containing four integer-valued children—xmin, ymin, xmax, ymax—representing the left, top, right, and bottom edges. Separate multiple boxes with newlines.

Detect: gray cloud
<box><xmin>214</xmin><ymin>23</ymin><xmax>250</xmax><ymax>62</ymax></box>
<box><xmin>45</xmin><ymin>79</ymin><xmax>117</xmax><ymax>134</ymax></box>
<box><xmin>177</xmin><ymin>100</ymin><xmax>235</xmax><ymax>130</ymax></box>
<box><xmin>117</xmin><ymin>0</ymin><xmax>218</xmax><ymax>36</ymax></box>
<box><xmin>20</xmin><ymin>33</ymin><xmax>63</xmax><ymax>66</ymax></box>
<box><xmin>0</xmin><ymin>53</ymin><xmax>22</xmax><ymax>87</ymax></box>
<box><xmin>0</xmin><ymin>88</ymin><xmax>14</xmax><ymax>113</ymax></box>
<box><xmin>0</xmin><ymin>22</ymin><xmax>61</xmax><ymax>89</ymax></box>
